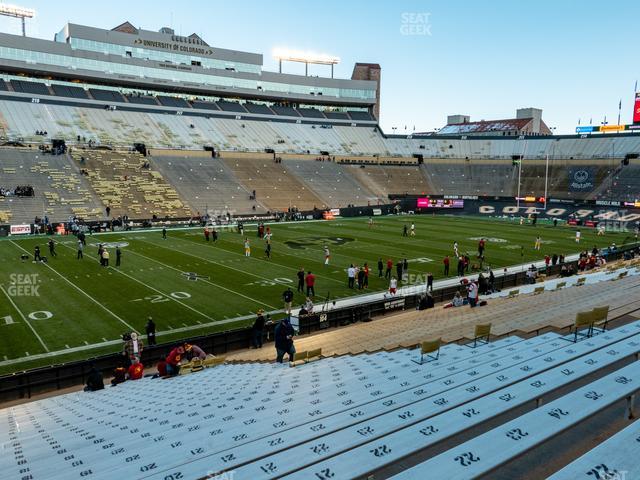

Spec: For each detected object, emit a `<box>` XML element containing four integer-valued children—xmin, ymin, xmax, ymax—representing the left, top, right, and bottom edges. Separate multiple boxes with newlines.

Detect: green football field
<box><xmin>0</xmin><ymin>214</ymin><xmax>630</xmax><ymax>374</ymax></box>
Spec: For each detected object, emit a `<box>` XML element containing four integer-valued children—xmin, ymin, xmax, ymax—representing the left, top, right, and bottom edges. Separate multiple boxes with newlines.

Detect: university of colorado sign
<box><xmin>133</xmin><ymin>37</ymin><xmax>214</xmax><ymax>56</ymax></box>
<box><xmin>478</xmin><ymin>204</ymin><xmax>640</xmax><ymax>222</ymax></box>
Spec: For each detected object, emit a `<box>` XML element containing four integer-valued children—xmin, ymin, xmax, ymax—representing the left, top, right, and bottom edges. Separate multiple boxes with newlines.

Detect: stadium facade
<box><xmin>0</xmin><ymin>20</ymin><xmax>378</xmax><ymax>116</ymax></box>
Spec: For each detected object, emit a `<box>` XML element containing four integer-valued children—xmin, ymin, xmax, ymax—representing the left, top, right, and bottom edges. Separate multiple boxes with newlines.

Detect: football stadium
<box><xmin>1</xmin><ymin>2</ymin><xmax>640</xmax><ymax>479</ymax></box>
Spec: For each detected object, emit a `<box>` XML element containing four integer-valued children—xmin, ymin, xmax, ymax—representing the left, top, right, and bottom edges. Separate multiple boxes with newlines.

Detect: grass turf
<box><xmin>0</xmin><ymin>214</ymin><xmax>628</xmax><ymax>374</ymax></box>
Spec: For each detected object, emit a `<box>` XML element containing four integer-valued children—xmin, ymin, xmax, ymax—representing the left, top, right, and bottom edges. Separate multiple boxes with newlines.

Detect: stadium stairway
<box><xmin>2</xmin><ymin>320</ymin><xmax>640</xmax><ymax>480</ymax></box>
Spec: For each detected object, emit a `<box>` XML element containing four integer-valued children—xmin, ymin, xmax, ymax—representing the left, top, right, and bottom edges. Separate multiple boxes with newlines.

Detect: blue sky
<box><xmin>1</xmin><ymin>0</ymin><xmax>638</xmax><ymax>134</ymax></box>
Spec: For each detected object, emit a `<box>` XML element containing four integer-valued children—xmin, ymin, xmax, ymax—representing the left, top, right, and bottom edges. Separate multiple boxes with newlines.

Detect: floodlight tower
<box><xmin>273</xmin><ymin>48</ymin><xmax>340</xmax><ymax>78</ymax></box>
<box><xmin>0</xmin><ymin>3</ymin><xmax>35</xmax><ymax>36</ymax></box>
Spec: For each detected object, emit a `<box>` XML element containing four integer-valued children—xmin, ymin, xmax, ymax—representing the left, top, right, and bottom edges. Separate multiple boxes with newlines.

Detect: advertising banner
<box><xmin>10</xmin><ymin>224</ymin><xmax>31</xmax><ymax>235</ymax></box>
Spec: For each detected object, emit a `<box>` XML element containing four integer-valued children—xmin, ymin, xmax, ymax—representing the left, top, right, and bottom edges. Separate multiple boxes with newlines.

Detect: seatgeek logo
<box><xmin>400</xmin><ymin>12</ymin><xmax>432</xmax><ymax>36</ymax></box>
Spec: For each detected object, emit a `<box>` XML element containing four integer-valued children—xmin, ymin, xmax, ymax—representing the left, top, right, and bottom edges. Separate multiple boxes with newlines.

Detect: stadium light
<box><xmin>273</xmin><ymin>48</ymin><xmax>340</xmax><ymax>78</ymax></box>
<box><xmin>0</xmin><ymin>3</ymin><xmax>35</xmax><ymax>36</ymax></box>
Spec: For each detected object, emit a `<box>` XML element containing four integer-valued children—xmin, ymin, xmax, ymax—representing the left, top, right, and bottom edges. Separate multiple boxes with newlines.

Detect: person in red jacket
<box><xmin>305</xmin><ymin>271</ymin><xmax>315</xmax><ymax>297</ymax></box>
<box><xmin>127</xmin><ymin>358</ymin><xmax>144</xmax><ymax>380</ymax></box>
<box><xmin>443</xmin><ymin>255</ymin><xmax>450</xmax><ymax>276</ymax></box>
<box><xmin>165</xmin><ymin>345</ymin><xmax>185</xmax><ymax>376</ymax></box>
<box><xmin>385</xmin><ymin>258</ymin><xmax>393</xmax><ymax>280</ymax></box>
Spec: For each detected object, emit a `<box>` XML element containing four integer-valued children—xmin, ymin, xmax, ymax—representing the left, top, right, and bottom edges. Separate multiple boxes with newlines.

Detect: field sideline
<box><xmin>0</xmin><ymin>214</ymin><xmax>628</xmax><ymax>374</ymax></box>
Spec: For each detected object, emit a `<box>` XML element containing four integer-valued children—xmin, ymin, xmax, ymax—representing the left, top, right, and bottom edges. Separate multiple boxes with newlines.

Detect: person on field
<box><xmin>357</xmin><ymin>265</ymin><xmax>365</xmax><ymax>290</ymax></box>
<box><xmin>377</xmin><ymin>258</ymin><xmax>384</xmax><ymax>278</ymax></box>
<box><xmin>443</xmin><ymin>255</ymin><xmax>450</xmax><ymax>276</ymax></box>
<box><xmin>402</xmin><ymin>224</ymin><xmax>408</xmax><ymax>237</ymax></box>
<box><xmin>244</xmin><ymin>237</ymin><xmax>251</xmax><ymax>256</ymax></box>
<box><xmin>410</xmin><ymin>222</ymin><xmax>416</xmax><ymax>236</ymax></box>
<box><xmin>162</xmin><ymin>227</ymin><xmax>167</xmax><ymax>239</ymax></box>
<box><xmin>48</xmin><ymin>238</ymin><xmax>57</xmax><ymax>257</ymax></box>
<box><xmin>212</xmin><ymin>228</ymin><xmax>218</xmax><ymax>243</ymax></box>
<box><xmin>363</xmin><ymin>263</ymin><xmax>370</xmax><ymax>289</ymax></box>
<box><xmin>282</xmin><ymin>287</ymin><xmax>294</xmax><ymax>314</ymax></box>
<box><xmin>534</xmin><ymin>236</ymin><xmax>541</xmax><ymax>250</ymax></box>
<box><xmin>323</xmin><ymin>246</ymin><xmax>330</xmax><ymax>265</ymax></box>
<box><xmin>101</xmin><ymin>248</ymin><xmax>110</xmax><ymax>267</ymax></box>
<box><xmin>115</xmin><ymin>246</ymin><xmax>122</xmax><ymax>267</ymax></box>
<box><xmin>274</xmin><ymin>316</ymin><xmax>295</xmax><ymax>363</ymax></box>
<box><xmin>145</xmin><ymin>317</ymin><xmax>157</xmax><ymax>346</ymax></box>
<box><xmin>478</xmin><ymin>238</ymin><xmax>485</xmax><ymax>257</ymax></box>
<box><xmin>385</xmin><ymin>258</ymin><xmax>393</xmax><ymax>280</ymax></box>
<box><xmin>204</xmin><ymin>227</ymin><xmax>210</xmax><ymax>242</ymax></box>
<box><xmin>297</xmin><ymin>266</ymin><xmax>305</xmax><ymax>293</ymax></box>
<box><xmin>347</xmin><ymin>264</ymin><xmax>356</xmax><ymax>288</ymax></box>
<box><xmin>77</xmin><ymin>239</ymin><xmax>84</xmax><ymax>260</ymax></box>
<box><xmin>305</xmin><ymin>271</ymin><xmax>316</xmax><ymax>297</ymax></box>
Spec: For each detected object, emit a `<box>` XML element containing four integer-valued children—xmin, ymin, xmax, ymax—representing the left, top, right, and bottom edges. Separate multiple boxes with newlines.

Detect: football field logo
<box><xmin>284</xmin><ymin>236</ymin><xmax>355</xmax><ymax>250</ymax></box>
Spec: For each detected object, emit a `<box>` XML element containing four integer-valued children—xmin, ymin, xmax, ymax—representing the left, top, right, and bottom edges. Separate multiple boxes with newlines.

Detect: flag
<box><xmin>578</xmin><ymin>118</ymin><xmax>581</xmax><ymax>125</ymax></box>
<box><xmin>619</xmin><ymin>99</ymin><xmax>622</xmax><ymax>110</ymax></box>
<box><xmin>635</xmin><ymin>80</ymin><xmax>638</xmax><ymax>93</ymax></box>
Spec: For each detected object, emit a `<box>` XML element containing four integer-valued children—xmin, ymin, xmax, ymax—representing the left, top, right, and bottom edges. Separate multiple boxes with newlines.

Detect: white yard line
<box><xmin>0</xmin><ymin>309</ymin><xmax>273</xmax><ymax>369</ymax></box>
<box><xmin>9</xmin><ymin>240</ymin><xmax>137</xmax><ymax>333</ymax></box>
<box><xmin>137</xmin><ymin>237</ymin><xmax>311</xmax><ymax>285</ymax></box>
<box><xmin>55</xmin><ymin>241</ymin><xmax>215</xmax><ymax>322</ymax></box>
<box><xmin>173</xmin><ymin>235</ymin><xmax>345</xmax><ymax>285</ymax></box>
<box><xmin>125</xmin><ymin>247</ymin><xmax>278</xmax><ymax>310</ymax></box>
<box><xmin>0</xmin><ymin>284</ymin><xmax>50</xmax><ymax>353</ymax></box>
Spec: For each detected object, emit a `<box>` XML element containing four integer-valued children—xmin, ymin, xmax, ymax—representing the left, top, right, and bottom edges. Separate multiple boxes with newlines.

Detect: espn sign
<box><xmin>10</xmin><ymin>224</ymin><xmax>31</xmax><ymax>235</ymax></box>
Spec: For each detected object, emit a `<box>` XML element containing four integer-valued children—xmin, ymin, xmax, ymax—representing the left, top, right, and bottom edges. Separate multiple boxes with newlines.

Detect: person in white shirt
<box><xmin>453</xmin><ymin>241</ymin><xmax>459</xmax><ymax>257</ymax></box>
<box><xmin>324</xmin><ymin>246</ymin><xmax>330</xmax><ymax>265</ymax></box>
<box><xmin>410</xmin><ymin>223</ymin><xmax>416</xmax><ymax>236</ymax></box>
<box><xmin>467</xmin><ymin>280</ymin><xmax>478</xmax><ymax>307</ymax></box>
<box><xmin>389</xmin><ymin>277</ymin><xmax>398</xmax><ymax>295</ymax></box>
<box><xmin>347</xmin><ymin>264</ymin><xmax>356</xmax><ymax>289</ymax></box>
<box><xmin>575</xmin><ymin>229</ymin><xmax>581</xmax><ymax>243</ymax></box>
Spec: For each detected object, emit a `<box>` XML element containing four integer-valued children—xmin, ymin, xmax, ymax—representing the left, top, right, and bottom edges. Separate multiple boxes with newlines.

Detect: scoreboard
<box><xmin>417</xmin><ymin>198</ymin><xmax>464</xmax><ymax>208</ymax></box>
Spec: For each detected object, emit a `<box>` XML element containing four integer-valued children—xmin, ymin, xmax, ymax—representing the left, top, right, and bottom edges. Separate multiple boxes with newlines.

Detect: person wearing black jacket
<box><xmin>296</xmin><ymin>267</ymin><xmax>305</xmax><ymax>293</ymax></box>
<box><xmin>377</xmin><ymin>258</ymin><xmax>384</xmax><ymax>278</ymax></box>
<box><xmin>252</xmin><ymin>309</ymin><xmax>265</xmax><ymax>348</ymax></box>
<box><xmin>84</xmin><ymin>365</ymin><xmax>104</xmax><ymax>392</ymax></box>
<box><xmin>145</xmin><ymin>317</ymin><xmax>156</xmax><ymax>346</ymax></box>
<box><xmin>282</xmin><ymin>288</ymin><xmax>294</xmax><ymax>315</ymax></box>
<box><xmin>274</xmin><ymin>316</ymin><xmax>295</xmax><ymax>363</ymax></box>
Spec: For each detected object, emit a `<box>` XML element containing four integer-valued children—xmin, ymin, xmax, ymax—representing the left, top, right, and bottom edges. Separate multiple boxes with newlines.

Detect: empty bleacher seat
<box><xmin>89</xmin><ymin>89</ymin><xmax>125</xmax><ymax>103</ymax></box>
<box><xmin>157</xmin><ymin>95</ymin><xmax>191</xmax><ymax>108</ymax></box>
<box><xmin>10</xmin><ymin>79</ymin><xmax>50</xmax><ymax>95</ymax></box>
